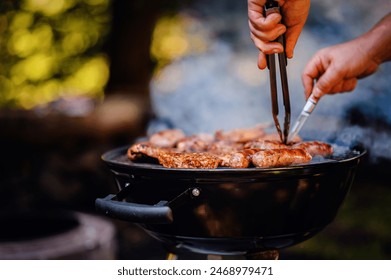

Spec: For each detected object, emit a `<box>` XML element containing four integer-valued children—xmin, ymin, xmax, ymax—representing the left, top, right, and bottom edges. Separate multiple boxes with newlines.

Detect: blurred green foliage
<box><xmin>150</xmin><ymin>14</ymin><xmax>210</xmax><ymax>74</ymax></box>
<box><xmin>0</xmin><ymin>0</ymin><xmax>111</xmax><ymax>109</ymax></box>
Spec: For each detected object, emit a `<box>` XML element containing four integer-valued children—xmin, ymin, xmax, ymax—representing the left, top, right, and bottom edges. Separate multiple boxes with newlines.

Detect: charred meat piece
<box><xmin>258</xmin><ymin>133</ymin><xmax>302</xmax><ymax>143</ymax></box>
<box><xmin>214</xmin><ymin>124</ymin><xmax>266</xmax><ymax>143</ymax></box>
<box><xmin>127</xmin><ymin>142</ymin><xmax>163</xmax><ymax>161</ymax></box>
<box><xmin>209</xmin><ymin>141</ymin><xmax>245</xmax><ymax>167</ymax></box>
<box><xmin>176</xmin><ymin>134</ymin><xmax>214</xmax><ymax>153</ymax></box>
<box><xmin>244</xmin><ymin>139</ymin><xmax>288</xmax><ymax>150</ymax></box>
<box><xmin>292</xmin><ymin>141</ymin><xmax>334</xmax><ymax>157</ymax></box>
<box><xmin>149</xmin><ymin>129</ymin><xmax>186</xmax><ymax>148</ymax></box>
<box><xmin>157</xmin><ymin>151</ymin><xmax>221</xmax><ymax>169</ymax></box>
<box><xmin>126</xmin><ymin>125</ymin><xmax>334</xmax><ymax>169</ymax></box>
<box><xmin>219</xmin><ymin>149</ymin><xmax>261</xmax><ymax>168</ymax></box>
<box><xmin>252</xmin><ymin>148</ymin><xmax>312</xmax><ymax>168</ymax></box>
<box><xmin>208</xmin><ymin>141</ymin><xmax>244</xmax><ymax>154</ymax></box>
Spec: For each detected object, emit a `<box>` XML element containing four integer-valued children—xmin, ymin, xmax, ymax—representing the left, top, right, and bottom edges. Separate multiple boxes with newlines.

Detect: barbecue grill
<box><xmin>96</xmin><ymin>143</ymin><xmax>365</xmax><ymax>259</ymax></box>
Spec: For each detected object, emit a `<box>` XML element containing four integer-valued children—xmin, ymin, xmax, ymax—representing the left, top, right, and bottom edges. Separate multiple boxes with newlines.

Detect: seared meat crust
<box><xmin>127</xmin><ymin>126</ymin><xmax>333</xmax><ymax>169</ymax></box>
<box><xmin>149</xmin><ymin>129</ymin><xmax>186</xmax><ymax>148</ymax></box>
<box><xmin>292</xmin><ymin>141</ymin><xmax>333</xmax><ymax>157</ymax></box>
<box><xmin>157</xmin><ymin>151</ymin><xmax>221</xmax><ymax>169</ymax></box>
<box><xmin>176</xmin><ymin>134</ymin><xmax>214</xmax><ymax>152</ymax></box>
<box><xmin>244</xmin><ymin>139</ymin><xmax>288</xmax><ymax>150</ymax></box>
<box><xmin>127</xmin><ymin>142</ymin><xmax>162</xmax><ymax>160</ymax></box>
<box><xmin>214</xmin><ymin>124</ymin><xmax>266</xmax><ymax>143</ymax></box>
<box><xmin>252</xmin><ymin>149</ymin><xmax>312</xmax><ymax>168</ymax></box>
<box><xmin>222</xmin><ymin>149</ymin><xmax>262</xmax><ymax>168</ymax></box>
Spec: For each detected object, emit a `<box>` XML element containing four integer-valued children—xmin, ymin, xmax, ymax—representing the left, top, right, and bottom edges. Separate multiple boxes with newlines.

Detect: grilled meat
<box><xmin>252</xmin><ymin>148</ymin><xmax>312</xmax><ymax>168</ymax></box>
<box><xmin>149</xmin><ymin>129</ymin><xmax>186</xmax><ymax>148</ymax></box>
<box><xmin>244</xmin><ymin>139</ymin><xmax>288</xmax><ymax>150</ymax></box>
<box><xmin>157</xmin><ymin>151</ymin><xmax>221</xmax><ymax>169</ymax></box>
<box><xmin>258</xmin><ymin>132</ymin><xmax>302</xmax><ymax>143</ymax></box>
<box><xmin>127</xmin><ymin>125</ymin><xmax>333</xmax><ymax>169</ymax></box>
<box><xmin>214</xmin><ymin>124</ymin><xmax>266</xmax><ymax>143</ymax></box>
<box><xmin>219</xmin><ymin>149</ymin><xmax>261</xmax><ymax>168</ymax></box>
<box><xmin>127</xmin><ymin>142</ymin><xmax>162</xmax><ymax>160</ymax></box>
<box><xmin>208</xmin><ymin>140</ymin><xmax>243</xmax><ymax>154</ymax></box>
<box><xmin>176</xmin><ymin>134</ymin><xmax>214</xmax><ymax>152</ymax></box>
<box><xmin>292</xmin><ymin>141</ymin><xmax>333</xmax><ymax>157</ymax></box>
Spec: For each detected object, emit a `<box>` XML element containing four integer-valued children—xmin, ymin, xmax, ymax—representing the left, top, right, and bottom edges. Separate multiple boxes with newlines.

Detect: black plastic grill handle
<box><xmin>95</xmin><ymin>195</ymin><xmax>173</xmax><ymax>224</ymax></box>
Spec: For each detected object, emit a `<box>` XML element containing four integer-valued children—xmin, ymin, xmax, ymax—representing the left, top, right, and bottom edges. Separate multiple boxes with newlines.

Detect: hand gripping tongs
<box><xmin>264</xmin><ymin>0</ymin><xmax>291</xmax><ymax>144</ymax></box>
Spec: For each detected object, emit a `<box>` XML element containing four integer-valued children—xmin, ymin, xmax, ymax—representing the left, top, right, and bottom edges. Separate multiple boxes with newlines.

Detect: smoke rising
<box><xmin>149</xmin><ymin>0</ymin><xmax>391</xmax><ymax>162</ymax></box>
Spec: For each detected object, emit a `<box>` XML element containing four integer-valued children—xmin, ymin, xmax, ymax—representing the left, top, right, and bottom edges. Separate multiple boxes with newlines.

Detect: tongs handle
<box><xmin>264</xmin><ymin>0</ymin><xmax>281</xmax><ymax>18</ymax></box>
<box><xmin>264</xmin><ymin>0</ymin><xmax>291</xmax><ymax>144</ymax></box>
<box><xmin>264</xmin><ymin>0</ymin><xmax>285</xmax><ymax>71</ymax></box>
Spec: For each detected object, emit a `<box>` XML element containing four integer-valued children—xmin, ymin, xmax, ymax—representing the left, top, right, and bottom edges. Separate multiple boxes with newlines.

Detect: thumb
<box><xmin>284</xmin><ymin>27</ymin><xmax>301</xmax><ymax>59</ymax></box>
<box><xmin>312</xmin><ymin>68</ymin><xmax>343</xmax><ymax>99</ymax></box>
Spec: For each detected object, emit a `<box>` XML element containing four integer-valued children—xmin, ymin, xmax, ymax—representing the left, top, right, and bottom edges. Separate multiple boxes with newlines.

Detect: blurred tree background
<box><xmin>0</xmin><ymin>0</ymin><xmax>184</xmax><ymax>237</ymax></box>
<box><xmin>0</xmin><ymin>0</ymin><xmax>111</xmax><ymax>109</ymax></box>
<box><xmin>0</xmin><ymin>0</ymin><xmax>191</xmax><ymax>110</ymax></box>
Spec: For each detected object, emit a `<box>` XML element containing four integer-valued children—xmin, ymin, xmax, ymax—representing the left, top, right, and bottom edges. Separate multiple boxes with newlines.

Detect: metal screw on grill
<box><xmin>191</xmin><ymin>188</ymin><xmax>201</xmax><ymax>197</ymax></box>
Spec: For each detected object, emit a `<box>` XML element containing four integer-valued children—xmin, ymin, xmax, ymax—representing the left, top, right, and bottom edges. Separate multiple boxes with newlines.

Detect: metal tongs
<box><xmin>264</xmin><ymin>0</ymin><xmax>291</xmax><ymax>144</ymax></box>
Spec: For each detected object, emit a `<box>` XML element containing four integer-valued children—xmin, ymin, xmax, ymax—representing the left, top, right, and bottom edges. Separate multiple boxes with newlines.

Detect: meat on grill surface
<box><xmin>127</xmin><ymin>142</ymin><xmax>161</xmax><ymax>161</ymax></box>
<box><xmin>214</xmin><ymin>124</ymin><xmax>267</xmax><ymax>143</ymax></box>
<box><xmin>157</xmin><ymin>151</ymin><xmax>221</xmax><ymax>169</ymax></box>
<box><xmin>219</xmin><ymin>148</ymin><xmax>262</xmax><ymax>168</ymax></box>
<box><xmin>149</xmin><ymin>129</ymin><xmax>185</xmax><ymax>148</ymax></box>
<box><xmin>127</xmin><ymin>125</ymin><xmax>333</xmax><ymax>169</ymax></box>
<box><xmin>176</xmin><ymin>134</ymin><xmax>214</xmax><ymax>152</ymax></box>
<box><xmin>292</xmin><ymin>141</ymin><xmax>333</xmax><ymax>157</ymax></box>
<box><xmin>252</xmin><ymin>148</ymin><xmax>312</xmax><ymax>168</ymax></box>
<box><xmin>244</xmin><ymin>139</ymin><xmax>288</xmax><ymax>150</ymax></box>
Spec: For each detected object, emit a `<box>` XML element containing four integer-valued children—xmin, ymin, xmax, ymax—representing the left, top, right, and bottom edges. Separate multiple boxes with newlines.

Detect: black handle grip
<box><xmin>264</xmin><ymin>0</ymin><xmax>280</xmax><ymax>17</ymax></box>
<box><xmin>95</xmin><ymin>195</ymin><xmax>173</xmax><ymax>224</ymax></box>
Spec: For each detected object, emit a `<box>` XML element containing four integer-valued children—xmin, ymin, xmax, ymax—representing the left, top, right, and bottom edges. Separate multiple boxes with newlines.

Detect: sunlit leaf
<box><xmin>22</xmin><ymin>0</ymin><xmax>76</xmax><ymax>17</ymax></box>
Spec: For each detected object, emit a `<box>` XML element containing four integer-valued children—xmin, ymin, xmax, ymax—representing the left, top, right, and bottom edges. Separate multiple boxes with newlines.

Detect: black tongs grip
<box><xmin>264</xmin><ymin>0</ymin><xmax>291</xmax><ymax>144</ymax></box>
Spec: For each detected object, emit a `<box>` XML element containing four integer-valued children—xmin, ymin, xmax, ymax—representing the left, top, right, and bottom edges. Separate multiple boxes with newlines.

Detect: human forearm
<box><xmin>364</xmin><ymin>13</ymin><xmax>391</xmax><ymax>64</ymax></box>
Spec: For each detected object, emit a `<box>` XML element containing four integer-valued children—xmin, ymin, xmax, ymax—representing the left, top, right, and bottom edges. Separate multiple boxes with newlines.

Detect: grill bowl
<box><xmin>96</xmin><ymin>144</ymin><xmax>365</xmax><ymax>255</ymax></box>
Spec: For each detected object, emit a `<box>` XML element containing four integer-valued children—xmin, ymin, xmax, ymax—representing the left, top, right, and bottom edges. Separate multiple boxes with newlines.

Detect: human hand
<box><xmin>248</xmin><ymin>0</ymin><xmax>310</xmax><ymax>69</ymax></box>
<box><xmin>302</xmin><ymin>13</ymin><xmax>391</xmax><ymax>100</ymax></box>
<box><xmin>302</xmin><ymin>38</ymin><xmax>380</xmax><ymax>100</ymax></box>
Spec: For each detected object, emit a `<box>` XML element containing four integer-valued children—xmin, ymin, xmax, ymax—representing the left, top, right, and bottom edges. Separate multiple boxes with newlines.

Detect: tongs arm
<box><xmin>264</xmin><ymin>0</ymin><xmax>291</xmax><ymax>144</ymax></box>
<box><xmin>278</xmin><ymin>46</ymin><xmax>291</xmax><ymax>143</ymax></box>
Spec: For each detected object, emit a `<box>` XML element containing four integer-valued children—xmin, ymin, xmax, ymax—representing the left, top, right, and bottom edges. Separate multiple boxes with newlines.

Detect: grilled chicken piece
<box><xmin>252</xmin><ymin>148</ymin><xmax>312</xmax><ymax>168</ymax></box>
